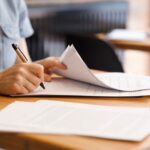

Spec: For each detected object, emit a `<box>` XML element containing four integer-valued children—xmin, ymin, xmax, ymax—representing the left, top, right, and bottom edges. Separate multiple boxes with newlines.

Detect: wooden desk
<box><xmin>0</xmin><ymin>96</ymin><xmax>150</xmax><ymax>150</ymax></box>
<box><xmin>96</xmin><ymin>34</ymin><xmax>150</xmax><ymax>52</ymax></box>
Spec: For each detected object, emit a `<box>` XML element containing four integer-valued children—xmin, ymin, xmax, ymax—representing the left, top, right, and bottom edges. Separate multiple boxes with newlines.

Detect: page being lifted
<box><xmin>54</xmin><ymin>45</ymin><xmax>150</xmax><ymax>92</ymax></box>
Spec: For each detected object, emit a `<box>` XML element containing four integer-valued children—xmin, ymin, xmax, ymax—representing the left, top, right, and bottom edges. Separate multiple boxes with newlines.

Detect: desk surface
<box><xmin>0</xmin><ymin>96</ymin><xmax>150</xmax><ymax>150</ymax></box>
<box><xmin>96</xmin><ymin>34</ymin><xmax>150</xmax><ymax>52</ymax></box>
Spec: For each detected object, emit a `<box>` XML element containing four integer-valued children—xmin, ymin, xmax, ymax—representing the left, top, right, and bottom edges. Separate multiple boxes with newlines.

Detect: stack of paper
<box><xmin>18</xmin><ymin>45</ymin><xmax>150</xmax><ymax>97</ymax></box>
<box><xmin>0</xmin><ymin>100</ymin><xmax>150</xmax><ymax>141</ymax></box>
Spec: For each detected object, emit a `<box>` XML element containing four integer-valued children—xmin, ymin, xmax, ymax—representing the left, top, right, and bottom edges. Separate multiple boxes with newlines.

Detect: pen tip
<box><xmin>40</xmin><ymin>83</ymin><xmax>45</xmax><ymax>90</ymax></box>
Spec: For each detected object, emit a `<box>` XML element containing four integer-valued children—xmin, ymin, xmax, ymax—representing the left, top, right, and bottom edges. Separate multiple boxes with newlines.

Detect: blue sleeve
<box><xmin>18</xmin><ymin>0</ymin><xmax>34</xmax><ymax>38</ymax></box>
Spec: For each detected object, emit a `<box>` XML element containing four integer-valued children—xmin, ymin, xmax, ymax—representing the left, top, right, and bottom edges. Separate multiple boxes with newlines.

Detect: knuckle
<box><xmin>28</xmin><ymin>84</ymin><xmax>36</xmax><ymax>92</ymax></box>
<box><xmin>11</xmin><ymin>83</ymin><xmax>20</xmax><ymax>93</ymax></box>
<box><xmin>17</xmin><ymin>66</ymin><xmax>24</xmax><ymax>73</ymax></box>
<box><xmin>33</xmin><ymin>64</ymin><xmax>44</xmax><ymax>73</ymax></box>
<box><xmin>18</xmin><ymin>87</ymin><xmax>28</xmax><ymax>95</ymax></box>
<box><xmin>36</xmin><ymin>66</ymin><xmax>44</xmax><ymax>78</ymax></box>
<box><xmin>38</xmin><ymin>65</ymin><xmax>44</xmax><ymax>72</ymax></box>
<box><xmin>15</xmin><ymin>74</ymin><xmax>21</xmax><ymax>81</ymax></box>
<box><xmin>21</xmin><ymin>89</ymin><xmax>28</xmax><ymax>94</ymax></box>
<box><xmin>33</xmin><ymin>79</ymin><xmax>41</xmax><ymax>87</ymax></box>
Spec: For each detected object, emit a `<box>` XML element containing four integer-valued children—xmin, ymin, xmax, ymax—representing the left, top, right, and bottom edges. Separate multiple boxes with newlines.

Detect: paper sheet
<box><xmin>106</xmin><ymin>29</ymin><xmax>148</xmax><ymax>41</ymax></box>
<box><xmin>54</xmin><ymin>45</ymin><xmax>150</xmax><ymax>92</ymax></box>
<box><xmin>22</xmin><ymin>78</ymin><xmax>150</xmax><ymax>97</ymax></box>
<box><xmin>0</xmin><ymin>100</ymin><xmax>150</xmax><ymax>141</ymax></box>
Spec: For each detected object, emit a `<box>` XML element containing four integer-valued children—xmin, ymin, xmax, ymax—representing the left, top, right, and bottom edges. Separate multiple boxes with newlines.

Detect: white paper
<box><xmin>53</xmin><ymin>45</ymin><xmax>106</xmax><ymax>88</ymax></box>
<box><xmin>54</xmin><ymin>45</ymin><xmax>150</xmax><ymax>92</ymax></box>
<box><xmin>22</xmin><ymin>78</ymin><xmax>150</xmax><ymax>97</ymax></box>
<box><xmin>106</xmin><ymin>29</ymin><xmax>148</xmax><ymax>41</ymax></box>
<box><xmin>0</xmin><ymin>100</ymin><xmax>150</xmax><ymax>142</ymax></box>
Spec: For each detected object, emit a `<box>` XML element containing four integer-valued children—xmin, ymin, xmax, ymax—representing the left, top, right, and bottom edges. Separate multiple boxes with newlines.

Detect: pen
<box><xmin>12</xmin><ymin>43</ymin><xmax>45</xmax><ymax>90</ymax></box>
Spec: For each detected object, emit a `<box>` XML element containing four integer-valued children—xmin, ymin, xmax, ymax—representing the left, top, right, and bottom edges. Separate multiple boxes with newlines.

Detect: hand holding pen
<box><xmin>12</xmin><ymin>43</ymin><xmax>45</xmax><ymax>90</ymax></box>
<box><xmin>0</xmin><ymin>43</ymin><xmax>67</xmax><ymax>95</ymax></box>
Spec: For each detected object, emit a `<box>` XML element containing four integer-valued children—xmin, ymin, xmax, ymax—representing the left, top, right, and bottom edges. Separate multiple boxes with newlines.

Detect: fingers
<box><xmin>44</xmin><ymin>73</ymin><xmax>52</xmax><ymax>82</ymax></box>
<box><xmin>17</xmin><ymin>64</ymin><xmax>44</xmax><ymax>91</ymax></box>
<box><xmin>12</xmin><ymin>65</ymin><xmax>43</xmax><ymax>94</ymax></box>
<box><xmin>14</xmin><ymin>74</ymin><xmax>40</xmax><ymax>93</ymax></box>
<box><xmin>0</xmin><ymin>63</ymin><xmax>45</xmax><ymax>95</ymax></box>
<box><xmin>11</xmin><ymin>83</ymin><xmax>28</xmax><ymax>95</ymax></box>
<box><xmin>0</xmin><ymin>56</ymin><xmax>67</xmax><ymax>95</ymax></box>
<box><xmin>0</xmin><ymin>80</ymin><xmax>29</xmax><ymax>95</ymax></box>
<box><xmin>48</xmin><ymin>57</ymin><xmax>67</xmax><ymax>70</ymax></box>
<box><xmin>38</xmin><ymin>57</ymin><xmax>67</xmax><ymax>70</ymax></box>
<box><xmin>21</xmin><ymin>80</ymin><xmax>37</xmax><ymax>93</ymax></box>
<box><xmin>23</xmin><ymin>71</ymin><xmax>42</xmax><ymax>86</ymax></box>
<box><xmin>28</xmin><ymin>64</ymin><xmax>44</xmax><ymax>82</ymax></box>
<box><xmin>37</xmin><ymin>57</ymin><xmax>67</xmax><ymax>82</ymax></box>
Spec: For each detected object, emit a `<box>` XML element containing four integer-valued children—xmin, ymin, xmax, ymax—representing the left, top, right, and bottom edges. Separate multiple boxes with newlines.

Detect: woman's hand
<box><xmin>0</xmin><ymin>63</ymin><xmax>44</xmax><ymax>95</ymax></box>
<box><xmin>36</xmin><ymin>57</ymin><xmax>67</xmax><ymax>82</ymax></box>
<box><xmin>0</xmin><ymin>57</ymin><xmax>67</xmax><ymax>95</ymax></box>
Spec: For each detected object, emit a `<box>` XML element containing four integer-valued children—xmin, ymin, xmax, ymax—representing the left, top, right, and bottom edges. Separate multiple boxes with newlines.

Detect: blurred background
<box><xmin>25</xmin><ymin>0</ymin><xmax>150</xmax><ymax>75</ymax></box>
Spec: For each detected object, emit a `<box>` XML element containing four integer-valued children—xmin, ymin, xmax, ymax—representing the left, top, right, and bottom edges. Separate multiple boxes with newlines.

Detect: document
<box><xmin>20</xmin><ymin>45</ymin><xmax>150</xmax><ymax>97</ymax></box>
<box><xmin>54</xmin><ymin>45</ymin><xmax>150</xmax><ymax>92</ymax></box>
<box><xmin>106</xmin><ymin>29</ymin><xmax>148</xmax><ymax>41</ymax></box>
<box><xmin>0</xmin><ymin>100</ymin><xmax>150</xmax><ymax>142</ymax></box>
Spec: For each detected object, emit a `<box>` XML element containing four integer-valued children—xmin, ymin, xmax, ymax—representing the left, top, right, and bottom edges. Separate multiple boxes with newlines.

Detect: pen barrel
<box><xmin>16</xmin><ymin>49</ymin><xmax>28</xmax><ymax>63</ymax></box>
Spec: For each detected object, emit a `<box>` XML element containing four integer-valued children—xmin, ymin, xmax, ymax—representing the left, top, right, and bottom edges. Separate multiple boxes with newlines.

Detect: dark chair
<box><xmin>66</xmin><ymin>34</ymin><xmax>124</xmax><ymax>72</ymax></box>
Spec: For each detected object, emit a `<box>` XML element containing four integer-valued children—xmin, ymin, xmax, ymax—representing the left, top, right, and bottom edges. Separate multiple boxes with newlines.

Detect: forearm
<box><xmin>15</xmin><ymin>38</ymin><xmax>32</xmax><ymax>63</ymax></box>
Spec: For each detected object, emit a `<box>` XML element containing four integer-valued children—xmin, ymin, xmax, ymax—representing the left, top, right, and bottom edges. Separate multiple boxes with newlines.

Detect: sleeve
<box><xmin>18</xmin><ymin>0</ymin><xmax>34</xmax><ymax>38</ymax></box>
